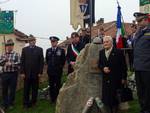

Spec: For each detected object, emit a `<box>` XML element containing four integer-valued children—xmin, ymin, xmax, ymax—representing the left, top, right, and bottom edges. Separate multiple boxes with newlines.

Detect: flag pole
<box><xmin>3</xmin><ymin>35</ymin><xmax>6</xmax><ymax>52</ymax></box>
<box><xmin>89</xmin><ymin>0</ymin><xmax>93</xmax><ymax>43</ymax></box>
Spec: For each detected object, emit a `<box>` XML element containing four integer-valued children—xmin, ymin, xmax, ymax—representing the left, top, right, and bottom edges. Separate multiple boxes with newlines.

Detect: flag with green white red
<box><xmin>116</xmin><ymin>5</ymin><xmax>125</xmax><ymax>48</ymax></box>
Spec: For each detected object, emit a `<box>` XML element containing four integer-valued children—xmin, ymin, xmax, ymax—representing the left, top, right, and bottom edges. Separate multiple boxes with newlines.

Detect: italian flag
<box><xmin>71</xmin><ymin>44</ymin><xmax>80</xmax><ymax>57</ymax></box>
<box><xmin>116</xmin><ymin>5</ymin><xmax>125</xmax><ymax>48</ymax></box>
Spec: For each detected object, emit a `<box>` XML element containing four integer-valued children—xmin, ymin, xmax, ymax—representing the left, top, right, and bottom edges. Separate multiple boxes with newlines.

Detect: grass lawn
<box><xmin>5</xmin><ymin>89</ymin><xmax>140</xmax><ymax>113</ymax></box>
<box><xmin>3</xmin><ymin>74</ymin><xmax>140</xmax><ymax>113</ymax></box>
<box><xmin>6</xmin><ymin>87</ymin><xmax>55</xmax><ymax>113</ymax></box>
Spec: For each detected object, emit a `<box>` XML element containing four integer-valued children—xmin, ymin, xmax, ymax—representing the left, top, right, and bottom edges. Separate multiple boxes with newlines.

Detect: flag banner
<box><xmin>140</xmin><ymin>0</ymin><xmax>150</xmax><ymax>13</ymax></box>
<box><xmin>83</xmin><ymin>0</ymin><xmax>95</xmax><ymax>25</ymax></box>
<box><xmin>70</xmin><ymin>0</ymin><xmax>84</xmax><ymax>30</ymax></box>
<box><xmin>140</xmin><ymin>0</ymin><xmax>150</xmax><ymax>6</ymax></box>
<box><xmin>70</xmin><ymin>0</ymin><xmax>95</xmax><ymax>30</ymax></box>
<box><xmin>0</xmin><ymin>11</ymin><xmax>14</xmax><ymax>34</ymax></box>
<box><xmin>116</xmin><ymin>6</ymin><xmax>124</xmax><ymax>48</ymax></box>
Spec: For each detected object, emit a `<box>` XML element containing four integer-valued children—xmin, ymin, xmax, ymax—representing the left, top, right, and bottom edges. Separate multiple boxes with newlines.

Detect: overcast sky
<box><xmin>0</xmin><ymin>0</ymin><xmax>139</xmax><ymax>51</ymax></box>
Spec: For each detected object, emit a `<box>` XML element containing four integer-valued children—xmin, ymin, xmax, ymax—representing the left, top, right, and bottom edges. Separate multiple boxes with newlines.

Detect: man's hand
<box><xmin>5</xmin><ymin>61</ymin><xmax>12</xmax><ymax>66</ymax></box>
<box><xmin>103</xmin><ymin>67</ymin><xmax>110</xmax><ymax>74</ymax></box>
<box><xmin>38</xmin><ymin>74</ymin><xmax>42</xmax><ymax>78</ymax></box>
<box><xmin>70</xmin><ymin>61</ymin><xmax>75</xmax><ymax>66</ymax></box>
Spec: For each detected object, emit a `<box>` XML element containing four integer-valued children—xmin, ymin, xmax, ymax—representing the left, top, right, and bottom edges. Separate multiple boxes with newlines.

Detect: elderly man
<box><xmin>21</xmin><ymin>36</ymin><xmax>44</xmax><ymax>108</ymax></box>
<box><xmin>98</xmin><ymin>36</ymin><xmax>127</xmax><ymax>113</ymax></box>
<box><xmin>46</xmin><ymin>36</ymin><xmax>66</xmax><ymax>103</ymax></box>
<box><xmin>0</xmin><ymin>39</ymin><xmax>20</xmax><ymax>110</ymax></box>
<box><xmin>133</xmin><ymin>12</ymin><xmax>150</xmax><ymax>113</ymax></box>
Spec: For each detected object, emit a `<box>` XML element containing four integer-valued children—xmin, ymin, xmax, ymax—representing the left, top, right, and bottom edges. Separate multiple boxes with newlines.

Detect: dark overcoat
<box><xmin>46</xmin><ymin>47</ymin><xmax>66</xmax><ymax>75</ymax></box>
<box><xmin>21</xmin><ymin>46</ymin><xmax>44</xmax><ymax>78</ymax></box>
<box><xmin>98</xmin><ymin>47</ymin><xmax>127</xmax><ymax>106</ymax></box>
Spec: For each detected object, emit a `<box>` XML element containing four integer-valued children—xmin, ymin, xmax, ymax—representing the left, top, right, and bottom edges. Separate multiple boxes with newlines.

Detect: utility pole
<box><xmin>89</xmin><ymin>0</ymin><xmax>93</xmax><ymax>43</ymax></box>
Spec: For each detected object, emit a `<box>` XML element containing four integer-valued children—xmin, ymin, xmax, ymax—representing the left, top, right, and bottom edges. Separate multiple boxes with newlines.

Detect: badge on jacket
<box><xmin>56</xmin><ymin>50</ymin><xmax>61</xmax><ymax>56</ymax></box>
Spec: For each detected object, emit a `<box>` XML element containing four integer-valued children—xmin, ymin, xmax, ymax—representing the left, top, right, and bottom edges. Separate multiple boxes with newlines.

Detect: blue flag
<box><xmin>84</xmin><ymin>0</ymin><xmax>95</xmax><ymax>26</ymax></box>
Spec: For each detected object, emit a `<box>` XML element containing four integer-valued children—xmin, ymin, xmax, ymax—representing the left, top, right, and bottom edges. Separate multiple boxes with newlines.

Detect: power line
<box><xmin>35</xmin><ymin>36</ymin><xmax>66</xmax><ymax>41</ymax></box>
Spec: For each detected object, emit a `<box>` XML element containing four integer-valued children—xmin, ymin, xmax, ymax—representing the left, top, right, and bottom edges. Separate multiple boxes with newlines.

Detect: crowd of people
<box><xmin>0</xmin><ymin>11</ymin><xmax>150</xmax><ymax>113</ymax></box>
<box><xmin>0</xmin><ymin>29</ymin><xmax>89</xmax><ymax>111</ymax></box>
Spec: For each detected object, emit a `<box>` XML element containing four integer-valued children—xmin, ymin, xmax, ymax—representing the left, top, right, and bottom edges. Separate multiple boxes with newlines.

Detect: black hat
<box><xmin>49</xmin><ymin>36</ymin><xmax>59</xmax><ymax>41</ymax></box>
<box><xmin>133</xmin><ymin>12</ymin><xmax>149</xmax><ymax>22</ymax></box>
<box><xmin>5</xmin><ymin>39</ymin><xmax>14</xmax><ymax>46</ymax></box>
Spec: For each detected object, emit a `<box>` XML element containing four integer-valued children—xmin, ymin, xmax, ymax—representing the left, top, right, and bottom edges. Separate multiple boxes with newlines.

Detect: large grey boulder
<box><xmin>56</xmin><ymin>37</ymin><xmax>103</xmax><ymax>113</ymax></box>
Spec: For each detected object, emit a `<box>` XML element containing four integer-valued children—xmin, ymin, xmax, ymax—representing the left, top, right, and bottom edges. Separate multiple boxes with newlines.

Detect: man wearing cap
<box><xmin>20</xmin><ymin>36</ymin><xmax>44</xmax><ymax>108</ymax></box>
<box><xmin>66</xmin><ymin>32</ymin><xmax>84</xmax><ymax>74</ymax></box>
<box><xmin>46</xmin><ymin>36</ymin><xmax>66</xmax><ymax>103</ymax></box>
<box><xmin>0</xmin><ymin>39</ymin><xmax>20</xmax><ymax>109</ymax></box>
<box><xmin>133</xmin><ymin>12</ymin><xmax>150</xmax><ymax>113</ymax></box>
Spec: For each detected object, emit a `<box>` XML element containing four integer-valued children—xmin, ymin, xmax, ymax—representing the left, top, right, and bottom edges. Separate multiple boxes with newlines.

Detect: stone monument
<box><xmin>56</xmin><ymin>37</ymin><xmax>103</xmax><ymax>113</ymax></box>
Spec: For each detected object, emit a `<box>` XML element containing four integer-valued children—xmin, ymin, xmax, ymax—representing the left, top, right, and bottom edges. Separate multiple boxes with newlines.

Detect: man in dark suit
<box><xmin>66</xmin><ymin>32</ymin><xmax>83</xmax><ymax>74</ymax></box>
<box><xmin>21</xmin><ymin>36</ymin><xmax>44</xmax><ymax>108</ymax></box>
<box><xmin>98</xmin><ymin>36</ymin><xmax>127</xmax><ymax>113</ymax></box>
<box><xmin>46</xmin><ymin>36</ymin><xmax>66</xmax><ymax>103</ymax></box>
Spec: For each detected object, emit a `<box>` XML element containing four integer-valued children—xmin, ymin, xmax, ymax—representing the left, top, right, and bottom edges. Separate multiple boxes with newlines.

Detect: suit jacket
<box><xmin>98</xmin><ymin>47</ymin><xmax>127</xmax><ymax>106</ymax></box>
<box><xmin>46</xmin><ymin>47</ymin><xmax>66</xmax><ymax>74</ymax></box>
<box><xmin>21</xmin><ymin>46</ymin><xmax>44</xmax><ymax>78</ymax></box>
<box><xmin>133</xmin><ymin>25</ymin><xmax>150</xmax><ymax>71</ymax></box>
<box><xmin>66</xmin><ymin>42</ymin><xmax>83</xmax><ymax>64</ymax></box>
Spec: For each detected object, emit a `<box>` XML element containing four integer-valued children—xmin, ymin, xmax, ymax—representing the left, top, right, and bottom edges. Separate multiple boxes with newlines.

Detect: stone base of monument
<box><xmin>56</xmin><ymin>38</ymin><xmax>104</xmax><ymax>113</ymax></box>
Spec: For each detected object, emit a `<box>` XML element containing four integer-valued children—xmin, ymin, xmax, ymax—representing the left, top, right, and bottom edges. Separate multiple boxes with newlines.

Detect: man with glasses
<box><xmin>133</xmin><ymin>12</ymin><xmax>150</xmax><ymax>113</ymax></box>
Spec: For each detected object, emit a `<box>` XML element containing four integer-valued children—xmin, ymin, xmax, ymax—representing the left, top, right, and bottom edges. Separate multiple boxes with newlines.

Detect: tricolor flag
<box><xmin>116</xmin><ymin>5</ymin><xmax>125</xmax><ymax>48</ymax></box>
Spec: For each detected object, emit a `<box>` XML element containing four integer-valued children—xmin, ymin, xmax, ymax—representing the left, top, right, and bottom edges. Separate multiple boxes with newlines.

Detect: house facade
<box><xmin>0</xmin><ymin>29</ymin><xmax>28</xmax><ymax>54</ymax></box>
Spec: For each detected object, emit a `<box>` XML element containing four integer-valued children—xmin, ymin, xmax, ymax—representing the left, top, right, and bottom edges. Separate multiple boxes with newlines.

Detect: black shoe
<box><xmin>31</xmin><ymin>102</ymin><xmax>36</xmax><ymax>107</ymax></box>
<box><xmin>144</xmin><ymin>111</ymin><xmax>150</xmax><ymax>113</ymax></box>
<box><xmin>23</xmin><ymin>104</ymin><xmax>31</xmax><ymax>109</ymax></box>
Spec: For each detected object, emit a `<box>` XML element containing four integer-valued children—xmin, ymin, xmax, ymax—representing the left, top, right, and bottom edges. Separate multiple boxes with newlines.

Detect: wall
<box><xmin>0</xmin><ymin>34</ymin><xmax>26</xmax><ymax>54</ymax></box>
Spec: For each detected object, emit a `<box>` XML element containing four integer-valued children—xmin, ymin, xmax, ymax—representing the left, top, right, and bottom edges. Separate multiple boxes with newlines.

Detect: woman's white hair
<box><xmin>103</xmin><ymin>36</ymin><xmax>113</xmax><ymax>43</ymax></box>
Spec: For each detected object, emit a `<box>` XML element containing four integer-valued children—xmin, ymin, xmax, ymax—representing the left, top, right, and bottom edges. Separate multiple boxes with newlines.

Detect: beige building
<box><xmin>0</xmin><ymin>29</ymin><xmax>28</xmax><ymax>54</ymax></box>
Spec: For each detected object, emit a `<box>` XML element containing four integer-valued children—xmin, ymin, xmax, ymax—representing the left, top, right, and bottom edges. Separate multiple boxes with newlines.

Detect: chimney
<box><xmin>97</xmin><ymin>18</ymin><xmax>104</xmax><ymax>25</ymax></box>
